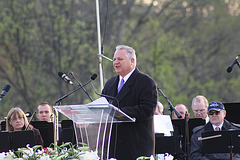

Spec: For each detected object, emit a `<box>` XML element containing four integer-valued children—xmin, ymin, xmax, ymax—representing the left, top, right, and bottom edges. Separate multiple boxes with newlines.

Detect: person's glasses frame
<box><xmin>208</xmin><ymin>111</ymin><xmax>221</xmax><ymax>116</ymax></box>
<box><xmin>193</xmin><ymin>109</ymin><xmax>206</xmax><ymax>113</ymax></box>
<box><xmin>10</xmin><ymin>117</ymin><xmax>24</xmax><ymax>122</ymax></box>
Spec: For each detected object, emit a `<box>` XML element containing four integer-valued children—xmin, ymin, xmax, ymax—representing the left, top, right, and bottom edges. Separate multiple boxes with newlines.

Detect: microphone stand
<box><xmin>54</xmin><ymin>78</ymin><xmax>94</xmax><ymax>148</ymax></box>
<box><xmin>157</xmin><ymin>85</ymin><xmax>182</xmax><ymax>119</ymax></box>
<box><xmin>69</xmin><ymin>72</ymin><xmax>93</xmax><ymax>102</ymax></box>
<box><xmin>55</xmin><ymin>79</ymin><xmax>94</xmax><ymax>104</ymax></box>
<box><xmin>184</xmin><ymin>111</ymin><xmax>190</xmax><ymax>160</ymax></box>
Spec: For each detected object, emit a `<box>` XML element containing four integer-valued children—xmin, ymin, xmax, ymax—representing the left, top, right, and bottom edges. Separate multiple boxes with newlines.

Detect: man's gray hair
<box><xmin>115</xmin><ymin>45</ymin><xmax>137</xmax><ymax>64</ymax></box>
<box><xmin>191</xmin><ymin>95</ymin><xmax>209</xmax><ymax>109</ymax></box>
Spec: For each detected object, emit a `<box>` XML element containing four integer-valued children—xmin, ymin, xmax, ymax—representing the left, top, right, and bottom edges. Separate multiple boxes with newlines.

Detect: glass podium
<box><xmin>54</xmin><ymin>97</ymin><xmax>135</xmax><ymax>159</ymax></box>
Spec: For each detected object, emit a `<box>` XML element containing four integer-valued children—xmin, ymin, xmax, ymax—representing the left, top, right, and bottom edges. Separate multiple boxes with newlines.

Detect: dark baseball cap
<box><xmin>208</xmin><ymin>101</ymin><xmax>225</xmax><ymax>112</ymax></box>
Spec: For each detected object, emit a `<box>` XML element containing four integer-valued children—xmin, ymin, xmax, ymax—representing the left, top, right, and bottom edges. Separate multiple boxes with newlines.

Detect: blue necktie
<box><xmin>118</xmin><ymin>78</ymin><xmax>125</xmax><ymax>93</ymax></box>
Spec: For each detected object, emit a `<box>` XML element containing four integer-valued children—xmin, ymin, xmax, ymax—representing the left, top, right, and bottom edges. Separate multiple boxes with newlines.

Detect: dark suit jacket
<box><xmin>102</xmin><ymin>68</ymin><xmax>158</xmax><ymax>160</ymax></box>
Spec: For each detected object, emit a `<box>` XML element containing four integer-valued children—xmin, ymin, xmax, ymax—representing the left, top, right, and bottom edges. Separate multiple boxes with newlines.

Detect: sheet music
<box><xmin>154</xmin><ymin>115</ymin><xmax>174</xmax><ymax>136</ymax></box>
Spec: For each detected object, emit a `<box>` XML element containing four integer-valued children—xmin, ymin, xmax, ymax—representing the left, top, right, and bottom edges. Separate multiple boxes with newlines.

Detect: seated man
<box><xmin>190</xmin><ymin>101</ymin><xmax>240</xmax><ymax>159</ymax></box>
<box><xmin>154</xmin><ymin>101</ymin><xmax>164</xmax><ymax>115</ymax></box>
<box><xmin>173</xmin><ymin>104</ymin><xmax>190</xmax><ymax>119</ymax></box>
<box><xmin>37</xmin><ymin>102</ymin><xmax>53</xmax><ymax>122</ymax></box>
<box><xmin>191</xmin><ymin>95</ymin><xmax>209</xmax><ymax>123</ymax></box>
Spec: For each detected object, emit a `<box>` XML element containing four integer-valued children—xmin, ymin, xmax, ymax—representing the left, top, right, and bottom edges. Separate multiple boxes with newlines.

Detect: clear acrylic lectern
<box><xmin>54</xmin><ymin>97</ymin><xmax>135</xmax><ymax>160</ymax></box>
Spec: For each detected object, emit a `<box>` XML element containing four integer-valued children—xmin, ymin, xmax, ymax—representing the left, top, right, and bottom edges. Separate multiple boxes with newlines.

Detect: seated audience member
<box><xmin>37</xmin><ymin>102</ymin><xmax>53</xmax><ymax>122</ymax></box>
<box><xmin>191</xmin><ymin>95</ymin><xmax>209</xmax><ymax>123</ymax></box>
<box><xmin>155</xmin><ymin>101</ymin><xmax>164</xmax><ymax>115</ymax></box>
<box><xmin>173</xmin><ymin>104</ymin><xmax>190</xmax><ymax>119</ymax></box>
<box><xmin>190</xmin><ymin>101</ymin><xmax>240</xmax><ymax>159</ymax></box>
<box><xmin>6</xmin><ymin>107</ymin><xmax>44</xmax><ymax>146</ymax></box>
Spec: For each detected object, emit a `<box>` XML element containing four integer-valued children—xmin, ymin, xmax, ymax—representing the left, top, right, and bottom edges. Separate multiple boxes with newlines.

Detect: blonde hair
<box><xmin>6</xmin><ymin>107</ymin><xmax>33</xmax><ymax>131</ymax></box>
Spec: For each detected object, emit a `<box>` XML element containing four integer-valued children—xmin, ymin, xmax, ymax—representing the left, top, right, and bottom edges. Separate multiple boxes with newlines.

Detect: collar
<box><xmin>119</xmin><ymin>68</ymin><xmax>135</xmax><ymax>84</ymax></box>
<box><xmin>205</xmin><ymin>115</ymin><xmax>210</xmax><ymax>124</ymax></box>
<box><xmin>204</xmin><ymin>119</ymin><xmax>232</xmax><ymax>132</ymax></box>
<box><xmin>212</xmin><ymin>122</ymin><xmax>224</xmax><ymax>131</ymax></box>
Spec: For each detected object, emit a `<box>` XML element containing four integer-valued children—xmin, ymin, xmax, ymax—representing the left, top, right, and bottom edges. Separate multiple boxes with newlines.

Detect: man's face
<box><xmin>174</xmin><ymin>105</ymin><xmax>188</xmax><ymax>119</ymax></box>
<box><xmin>37</xmin><ymin>105</ymin><xmax>52</xmax><ymax>122</ymax></box>
<box><xmin>208</xmin><ymin>110</ymin><xmax>226</xmax><ymax>126</ymax></box>
<box><xmin>113</xmin><ymin>49</ymin><xmax>135</xmax><ymax>77</ymax></box>
<box><xmin>192</xmin><ymin>101</ymin><xmax>208</xmax><ymax>119</ymax></box>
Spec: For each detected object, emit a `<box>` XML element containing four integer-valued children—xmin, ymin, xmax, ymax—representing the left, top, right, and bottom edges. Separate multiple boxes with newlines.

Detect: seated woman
<box><xmin>6</xmin><ymin>107</ymin><xmax>44</xmax><ymax>146</ymax></box>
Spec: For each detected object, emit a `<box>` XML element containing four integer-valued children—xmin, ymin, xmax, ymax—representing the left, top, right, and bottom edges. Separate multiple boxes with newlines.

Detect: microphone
<box><xmin>0</xmin><ymin>84</ymin><xmax>11</xmax><ymax>101</ymax></box>
<box><xmin>90</xmin><ymin>81</ymin><xmax>120</xmax><ymax>108</ymax></box>
<box><xmin>55</xmin><ymin>73</ymin><xmax>98</xmax><ymax>104</ymax></box>
<box><xmin>25</xmin><ymin>111</ymin><xmax>32</xmax><ymax>117</ymax></box>
<box><xmin>227</xmin><ymin>54</ymin><xmax>240</xmax><ymax>73</ymax></box>
<box><xmin>58</xmin><ymin>72</ymin><xmax>75</xmax><ymax>85</ymax></box>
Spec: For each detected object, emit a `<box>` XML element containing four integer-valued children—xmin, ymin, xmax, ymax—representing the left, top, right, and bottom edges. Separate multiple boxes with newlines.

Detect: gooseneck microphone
<box><xmin>0</xmin><ymin>84</ymin><xmax>11</xmax><ymax>101</ymax></box>
<box><xmin>90</xmin><ymin>81</ymin><xmax>120</xmax><ymax>108</ymax></box>
<box><xmin>55</xmin><ymin>73</ymin><xmax>97</xmax><ymax>104</ymax></box>
<box><xmin>59</xmin><ymin>72</ymin><xmax>94</xmax><ymax>101</ymax></box>
<box><xmin>227</xmin><ymin>54</ymin><xmax>240</xmax><ymax>73</ymax></box>
<box><xmin>58</xmin><ymin>72</ymin><xmax>76</xmax><ymax>86</ymax></box>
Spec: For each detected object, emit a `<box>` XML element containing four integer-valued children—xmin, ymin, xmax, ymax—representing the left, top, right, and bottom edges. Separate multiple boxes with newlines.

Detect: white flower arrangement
<box><xmin>0</xmin><ymin>142</ymin><xmax>99</xmax><ymax>160</ymax></box>
<box><xmin>137</xmin><ymin>153</ymin><xmax>174</xmax><ymax>160</ymax></box>
<box><xmin>0</xmin><ymin>142</ymin><xmax>173</xmax><ymax>160</ymax></box>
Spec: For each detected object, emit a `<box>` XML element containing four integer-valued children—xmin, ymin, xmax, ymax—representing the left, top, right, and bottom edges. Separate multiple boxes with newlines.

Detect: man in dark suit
<box><xmin>102</xmin><ymin>45</ymin><xmax>158</xmax><ymax>160</ymax></box>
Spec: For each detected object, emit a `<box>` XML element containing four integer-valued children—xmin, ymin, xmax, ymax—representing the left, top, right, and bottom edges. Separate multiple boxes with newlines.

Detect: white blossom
<box><xmin>0</xmin><ymin>152</ymin><xmax>6</xmax><ymax>159</ymax></box>
<box><xmin>79</xmin><ymin>151</ymin><xmax>100</xmax><ymax>160</ymax></box>
<box><xmin>164</xmin><ymin>153</ymin><xmax>174</xmax><ymax>160</ymax></box>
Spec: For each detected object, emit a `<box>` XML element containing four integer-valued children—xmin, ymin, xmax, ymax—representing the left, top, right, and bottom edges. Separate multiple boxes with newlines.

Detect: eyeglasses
<box><xmin>193</xmin><ymin>109</ymin><xmax>205</xmax><ymax>113</ymax></box>
<box><xmin>208</xmin><ymin>111</ymin><xmax>221</xmax><ymax>116</ymax></box>
<box><xmin>11</xmin><ymin>117</ymin><xmax>24</xmax><ymax>122</ymax></box>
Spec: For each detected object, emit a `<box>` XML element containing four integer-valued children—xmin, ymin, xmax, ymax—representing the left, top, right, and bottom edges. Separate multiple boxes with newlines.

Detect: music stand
<box><xmin>201</xmin><ymin>130</ymin><xmax>240</xmax><ymax>160</ymax></box>
<box><xmin>11</xmin><ymin>130</ymin><xmax>35</xmax><ymax>151</ymax></box>
<box><xmin>172</xmin><ymin>118</ymin><xmax>205</xmax><ymax>159</ymax></box>
<box><xmin>223</xmin><ymin>102</ymin><xmax>240</xmax><ymax>124</ymax></box>
<box><xmin>60</xmin><ymin>120</ymin><xmax>76</xmax><ymax>145</ymax></box>
<box><xmin>172</xmin><ymin>118</ymin><xmax>205</xmax><ymax>141</ymax></box>
<box><xmin>0</xmin><ymin>131</ymin><xmax>11</xmax><ymax>152</ymax></box>
<box><xmin>155</xmin><ymin>131</ymin><xmax>182</xmax><ymax>155</ymax></box>
<box><xmin>0</xmin><ymin>130</ymin><xmax>35</xmax><ymax>152</ymax></box>
<box><xmin>31</xmin><ymin>121</ymin><xmax>54</xmax><ymax>147</ymax></box>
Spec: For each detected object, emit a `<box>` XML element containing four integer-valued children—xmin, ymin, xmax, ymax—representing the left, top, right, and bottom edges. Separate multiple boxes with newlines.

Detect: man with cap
<box><xmin>190</xmin><ymin>101</ymin><xmax>240</xmax><ymax>159</ymax></box>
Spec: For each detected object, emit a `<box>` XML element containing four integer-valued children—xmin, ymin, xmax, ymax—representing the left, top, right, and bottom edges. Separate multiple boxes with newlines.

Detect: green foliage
<box><xmin>1</xmin><ymin>0</ymin><xmax>240</xmax><ymax>119</ymax></box>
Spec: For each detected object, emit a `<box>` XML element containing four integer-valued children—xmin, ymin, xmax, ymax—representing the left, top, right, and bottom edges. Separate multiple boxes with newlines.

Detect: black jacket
<box><xmin>33</xmin><ymin>127</ymin><xmax>44</xmax><ymax>146</ymax></box>
<box><xmin>102</xmin><ymin>68</ymin><xmax>158</xmax><ymax>160</ymax></box>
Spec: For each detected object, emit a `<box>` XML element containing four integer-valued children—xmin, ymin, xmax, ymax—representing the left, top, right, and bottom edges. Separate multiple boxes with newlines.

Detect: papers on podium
<box><xmin>154</xmin><ymin>115</ymin><xmax>174</xmax><ymax>136</ymax></box>
<box><xmin>86</xmin><ymin>97</ymin><xmax>109</xmax><ymax>105</ymax></box>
